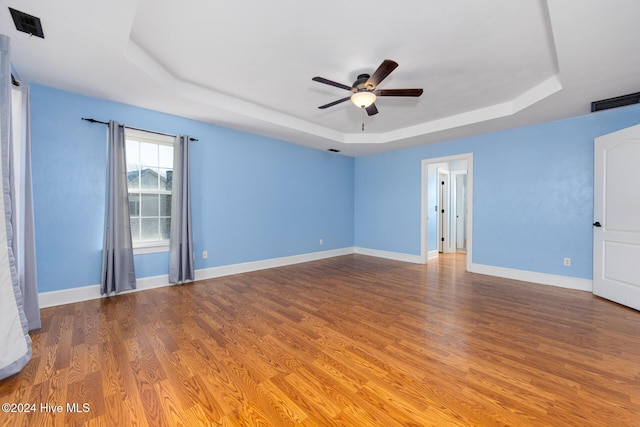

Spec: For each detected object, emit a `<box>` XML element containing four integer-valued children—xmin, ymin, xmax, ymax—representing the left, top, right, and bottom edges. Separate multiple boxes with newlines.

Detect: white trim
<box><xmin>125</xmin><ymin>127</ymin><xmax>175</xmax><ymax>145</ymax></box>
<box><xmin>38</xmin><ymin>246</ymin><xmax>593</xmax><ymax>308</ymax></box>
<box><xmin>38</xmin><ymin>273</ymin><xmax>175</xmax><ymax>308</ymax></box>
<box><xmin>133</xmin><ymin>243</ymin><xmax>169</xmax><ymax>255</ymax></box>
<box><xmin>126</xmin><ymin>39</ymin><xmax>562</xmax><ymax>147</ymax></box>
<box><xmin>39</xmin><ymin>284</ymin><xmax>100</xmax><ymax>308</ymax></box>
<box><xmin>39</xmin><ymin>247</ymin><xmax>355</xmax><ymax>308</ymax></box>
<box><xmin>420</xmin><ymin>160</ymin><xmax>428</xmax><ymax>263</ymax></box>
<box><xmin>194</xmin><ymin>247</ymin><xmax>354</xmax><ymax>281</ymax></box>
<box><xmin>427</xmin><ymin>250</ymin><xmax>439</xmax><ymax>260</ymax></box>
<box><xmin>468</xmin><ymin>262</ymin><xmax>593</xmax><ymax>292</ymax></box>
<box><xmin>354</xmin><ymin>247</ymin><xmax>423</xmax><ymax>264</ymax></box>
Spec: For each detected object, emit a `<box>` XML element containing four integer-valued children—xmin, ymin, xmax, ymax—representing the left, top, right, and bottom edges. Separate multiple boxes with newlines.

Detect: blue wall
<box><xmin>355</xmin><ymin>104</ymin><xmax>640</xmax><ymax>280</ymax></box>
<box><xmin>30</xmin><ymin>85</ymin><xmax>354</xmax><ymax>292</ymax></box>
<box><xmin>30</xmin><ymin>83</ymin><xmax>640</xmax><ymax>293</ymax></box>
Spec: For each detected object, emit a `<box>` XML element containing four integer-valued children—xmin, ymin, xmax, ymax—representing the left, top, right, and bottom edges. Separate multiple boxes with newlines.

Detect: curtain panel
<box><xmin>0</xmin><ymin>33</ymin><xmax>32</xmax><ymax>380</ymax></box>
<box><xmin>11</xmin><ymin>81</ymin><xmax>40</xmax><ymax>330</ymax></box>
<box><xmin>101</xmin><ymin>120</ymin><xmax>136</xmax><ymax>295</ymax></box>
<box><xmin>169</xmin><ymin>135</ymin><xmax>194</xmax><ymax>283</ymax></box>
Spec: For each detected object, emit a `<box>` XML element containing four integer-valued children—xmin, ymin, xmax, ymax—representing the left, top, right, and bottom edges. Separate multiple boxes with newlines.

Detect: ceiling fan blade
<box><xmin>318</xmin><ymin>96</ymin><xmax>351</xmax><ymax>109</ymax></box>
<box><xmin>375</xmin><ymin>88</ymin><xmax>424</xmax><ymax>97</ymax></box>
<box><xmin>366</xmin><ymin>59</ymin><xmax>399</xmax><ymax>88</ymax></box>
<box><xmin>312</xmin><ymin>76</ymin><xmax>353</xmax><ymax>91</ymax></box>
<box><xmin>366</xmin><ymin>103</ymin><xmax>379</xmax><ymax>116</ymax></box>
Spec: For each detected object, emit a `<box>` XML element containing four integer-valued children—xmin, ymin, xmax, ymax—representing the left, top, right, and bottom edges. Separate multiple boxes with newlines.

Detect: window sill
<box><xmin>133</xmin><ymin>243</ymin><xmax>170</xmax><ymax>255</ymax></box>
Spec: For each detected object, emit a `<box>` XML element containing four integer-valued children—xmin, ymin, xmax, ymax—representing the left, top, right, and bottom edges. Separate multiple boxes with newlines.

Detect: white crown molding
<box><xmin>125</xmin><ymin>39</ymin><xmax>562</xmax><ymax>147</ymax></box>
<box><xmin>344</xmin><ymin>74</ymin><xmax>562</xmax><ymax>145</ymax></box>
<box><xmin>125</xmin><ymin>39</ymin><xmax>344</xmax><ymax>144</ymax></box>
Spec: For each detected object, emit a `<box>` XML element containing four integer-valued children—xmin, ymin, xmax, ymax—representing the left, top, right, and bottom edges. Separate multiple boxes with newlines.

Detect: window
<box><xmin>125</xmin><ymin>129</ymin><xmax>174</xmax><ymax>249</ymax></box>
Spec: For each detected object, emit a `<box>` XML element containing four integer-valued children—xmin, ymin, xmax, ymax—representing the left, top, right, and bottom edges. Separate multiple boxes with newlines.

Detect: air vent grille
<box><xmin>9</xmin><ymin>8</ymin><xmax>45</xmax><ymax>39</ymax></box>
<box><xmin>591</xmin><ymin>92</ymin><xmax>640</xmax><ymax>112</ymax></box>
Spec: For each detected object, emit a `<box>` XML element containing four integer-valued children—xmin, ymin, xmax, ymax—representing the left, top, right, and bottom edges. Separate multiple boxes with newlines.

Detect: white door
<box><xmin>593</xmin><ymin>124</ymin><xmax>640</xmax><ymax>311</ymax></box>
<box><xmin>454</xmin><ymin>173</ymin><xmax>467</xmax><ymax>252</ymax></box>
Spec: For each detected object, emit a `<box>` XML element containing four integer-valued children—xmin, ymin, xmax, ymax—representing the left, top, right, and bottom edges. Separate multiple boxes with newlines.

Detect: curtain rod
<box><xmin>81</xmin><ymin>117</ymin><xmax>198</xmax><ymax>141</ymax></box>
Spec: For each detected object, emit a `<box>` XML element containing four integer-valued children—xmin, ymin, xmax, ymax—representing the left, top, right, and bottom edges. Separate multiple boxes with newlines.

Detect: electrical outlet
<box><xmin>202</xmin><ymin>250</ymin><xmax>208</xmax><ymax>259</ymax></box>
<box><xmin>564</xmin><ymin>257</ymin><xmax>571</xmax><ymax>266</ymax></box>
<box><xmin>319</xmin><ymin>238</ymin><xmax>323</xmax><ymax>245</ymax></box>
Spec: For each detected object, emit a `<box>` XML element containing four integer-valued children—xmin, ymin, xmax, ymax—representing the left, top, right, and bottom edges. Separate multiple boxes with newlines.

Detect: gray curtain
<box><xmin>169</xmin><ymin>135</ymin><xmax>194</xmax><ymax>283</ymax></box>
<box><xmin>0</xmin><ymin>33</ymin><xmax>32</xmax><ymax>380</ymax></box>
<box><xmin>101</xmin><ymin>120</ymin><xmax>136</xmax><ymax>295</ymax></box>
<box><xmin>12</xmin><ymin>75</ymin><xmax>40</xmax><ymax>330</ymax></box>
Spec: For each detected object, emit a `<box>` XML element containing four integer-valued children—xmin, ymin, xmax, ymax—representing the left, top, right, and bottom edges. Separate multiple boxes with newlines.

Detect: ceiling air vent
<box><xmin>591</xmin><ymin>92</ymin><xmax>640</xmax><ymax>112</ymax></box>
<box><xmin>9</xmin><ymin>8</ymin><xmax>45</xmax><ymax>39</ymax></box>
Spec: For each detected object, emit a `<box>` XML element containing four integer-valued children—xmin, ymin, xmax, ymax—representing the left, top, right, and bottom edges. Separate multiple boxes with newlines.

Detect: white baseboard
<box><xmin>38</xmin><ymin>273</ymin><xmax>175</xmax><ymax>308</ymax></box>
<box><xmin>39</xmin><ymin>248</ymin><xmax>592</xmax><ymax>308</ymax></box>
<box><xmin>427</xmin><ymin>250</ymin><xmax>439</xmax><ymax>260</ymax></box>
<box><xmin>39</xmin><ymin>247</ymin><xmax>355</xmax><ymax>308</ymax></box>
<box><xmin>39</xmin><ymin>283</ymin><xmax>101</xmax><ymax>308</ymax></box>
<box><xmin>194</xmin><ymin>247</ymin><xmax>355</xmax><ymax>281</ymax></box>
<box><xmin>354</xmin><ymin>247</ymin><xmax>424</xmax><ymax>264</ymax></box>
<box><xmin>468</xmin><ymin>262</ymin><xmax>593</xmax><ymax>292</ymax></box>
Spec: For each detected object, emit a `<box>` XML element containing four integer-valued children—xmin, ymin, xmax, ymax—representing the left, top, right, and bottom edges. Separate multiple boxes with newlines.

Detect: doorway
<box><xmin>421</xmin><ymin>153</ymin><xmax>473</xmax><ymax>270</ymax></box>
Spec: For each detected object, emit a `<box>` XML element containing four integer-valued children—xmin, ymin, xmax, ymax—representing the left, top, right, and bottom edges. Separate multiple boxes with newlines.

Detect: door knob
<box><xmin>593</xmin><ymin>221</ymin><xmax>602</xmax><ymax>227</ymax></box>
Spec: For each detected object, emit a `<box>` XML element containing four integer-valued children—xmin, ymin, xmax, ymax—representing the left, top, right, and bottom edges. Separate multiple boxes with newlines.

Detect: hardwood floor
<box><xmin>2</xmin><ymin>253</ymin><xmax>640</xmax><ymax>426</ymax></box>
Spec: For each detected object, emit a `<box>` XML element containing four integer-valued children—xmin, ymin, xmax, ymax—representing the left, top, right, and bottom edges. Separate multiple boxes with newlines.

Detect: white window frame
<box><xmin>125</xmin><ymin>128</ymin><xmax>175</xmax><ymax>255</ymax></box>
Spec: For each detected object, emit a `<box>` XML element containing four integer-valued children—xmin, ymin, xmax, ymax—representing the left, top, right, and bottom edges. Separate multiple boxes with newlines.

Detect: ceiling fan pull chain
<box><xmin>362</xmin><ymin>107</ymin><xmax>365</xmax><ymax>131</ymax></box>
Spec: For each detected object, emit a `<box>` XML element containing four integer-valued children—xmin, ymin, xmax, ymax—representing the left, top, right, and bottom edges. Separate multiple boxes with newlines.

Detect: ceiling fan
<box><xmin>312</xmin><ymin>59</ymin><xmax>423</xmax><ymax>117</ymax></box>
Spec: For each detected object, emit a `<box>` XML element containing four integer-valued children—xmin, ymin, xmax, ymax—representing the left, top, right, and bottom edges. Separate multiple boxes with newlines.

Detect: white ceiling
<box><xmin>3</xmin><ymin>0</ymin><xmax>640</xmax><ymax>157</ymax></box>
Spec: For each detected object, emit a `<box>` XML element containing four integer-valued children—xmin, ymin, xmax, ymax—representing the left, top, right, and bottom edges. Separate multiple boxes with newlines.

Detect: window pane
<box><xmin>159</xmin><ymin>144</ymin><xmax>173</xmax><ymax>168</ymax></box>
<box><xmin>160</xmin><ymin>168</ymin><xmax>173</xmax><ymax>191</ymax></box>
<box><xmin>160</xmin><ymin>194</ymin><xmax>172</xmax><ymax>216</ymax></box>
<box><xmin>130</xmin><ymin>217</ymin><xmax>140</xmax><ymax>242</ymax></box>
<box><xmin>141</xmin><ymin>194</ymin><xmax>159</xmax><ymax>216</ymax></box>
<box><xmin>126</xmin><ymin>140</ymin><xmax>140</xmax><ymax>190</ymax></box>
<box><xmin>127</xmin><ymin>170</ymin><xmax>140</xmax><ymax>190</ymax></box>
<box><xmin>129</xmin><ymin>194</ymin><xmax>140</xmax><ymax>216</ymax></box>
<box><xmin>160</xmin><ymin>218</ymin><xmax>171</xmax><ymax>240</ymax></box>
<box><xmin>140</xmin><ymin>142</ymin><xmax>158</xmax><ymax>166</ymax></box>
<box><xmin>141</xmin><ymin>218</ymin><xmax>159</xmax><ymax>241</ymax></box>
<box><xmin>140</xmin><ymin>168</ymin><xmax>159</xmax><ymax>190</ymax></box>
<box><xmin>126</xmin><ymin>139</ymin><xmax>139</xmax><ymax>167</ymax></box>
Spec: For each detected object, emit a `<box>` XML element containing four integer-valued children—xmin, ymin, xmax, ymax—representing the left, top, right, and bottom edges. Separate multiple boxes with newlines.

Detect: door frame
<box><xmin>421</xmin><ymin>153</ymin><xmax>474</xmax><ymax>268</ymax></box>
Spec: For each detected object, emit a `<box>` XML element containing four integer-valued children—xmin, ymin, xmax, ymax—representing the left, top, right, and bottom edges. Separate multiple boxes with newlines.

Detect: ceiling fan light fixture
<box><xmin>351</xmin><ymin>91</ymin><xmax>376</xmax><ymax>108</ymax></box>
